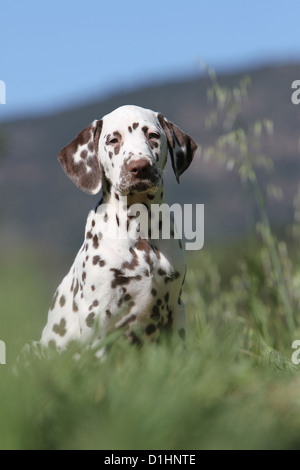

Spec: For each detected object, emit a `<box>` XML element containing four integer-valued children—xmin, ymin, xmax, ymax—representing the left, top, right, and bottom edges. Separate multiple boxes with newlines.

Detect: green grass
<box><xmin>0</xmin><ymin>245</ymin><xmax>300</xmax><ymax>450</ymax></box>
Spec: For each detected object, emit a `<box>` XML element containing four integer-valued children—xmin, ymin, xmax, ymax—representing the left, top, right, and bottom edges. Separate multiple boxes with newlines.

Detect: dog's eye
<box><xmin>148</xmin><ymin>132</ymin><xmax>160</xmax><ymax>140</ymax></box>
<box><xmin>109</xmin><ymin>138</ymin><xmax>119</xmax><ymax>145</ymax></box>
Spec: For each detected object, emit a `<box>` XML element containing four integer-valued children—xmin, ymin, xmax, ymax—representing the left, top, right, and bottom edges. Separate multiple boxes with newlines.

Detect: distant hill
<box><xmin>1</xmin><ymin>63</ymin><xmax>300</xmax><ymax>256</ymax></box>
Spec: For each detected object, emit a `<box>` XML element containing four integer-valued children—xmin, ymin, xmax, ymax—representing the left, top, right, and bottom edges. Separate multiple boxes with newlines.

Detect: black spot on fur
<box><xmin>151</xmin><ymin>305</ymin><xmax>160</xmax><ymax>320</ymax></box>
<box><xmin>145</xmin><ymin>324</ymin><xmax>156</xmax><ymax>335</ymax></box>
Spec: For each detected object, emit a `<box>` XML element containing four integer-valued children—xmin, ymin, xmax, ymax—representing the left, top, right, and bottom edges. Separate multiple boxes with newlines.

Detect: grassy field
<box><xmin>0</xmin><ymin>238</ymin><xmax>300</xmax><ymax>450</ymax></box>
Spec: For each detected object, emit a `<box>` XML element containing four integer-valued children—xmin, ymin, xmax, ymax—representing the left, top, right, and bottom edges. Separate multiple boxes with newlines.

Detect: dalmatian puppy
<box><xmin>40</xmin><ymin>105</ymin><xmax>197</xmax><ymax>352</ymax></box>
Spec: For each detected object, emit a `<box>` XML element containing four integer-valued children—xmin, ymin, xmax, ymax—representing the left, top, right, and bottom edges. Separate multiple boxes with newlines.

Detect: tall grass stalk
<box><xmin>203</xmin><ymin>69</ymin><xmax>297</xmax><ymax>342</ymax></box>
<box><xmin>251</xmin><ymin>171</ymin><xmax>295</xmax><ymax>333</ymax></box>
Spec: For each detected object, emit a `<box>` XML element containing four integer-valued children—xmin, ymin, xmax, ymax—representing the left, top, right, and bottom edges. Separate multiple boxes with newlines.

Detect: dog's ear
<box><xmin>58</xmin><ymin>119</ymin><xmax>103</xmax><ymax>194</ymax></box>
<box><xmin>157</xmin><ymin>114</ymin><xmax>197</xmax><ymax>182</ymax></box>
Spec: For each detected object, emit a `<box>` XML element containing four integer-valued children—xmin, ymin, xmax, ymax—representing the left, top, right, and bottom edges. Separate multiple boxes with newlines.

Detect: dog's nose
<box><xmin>128</xmin><ymin>159</ymin><xmax>152</xmax><ymax>178</ymax></box>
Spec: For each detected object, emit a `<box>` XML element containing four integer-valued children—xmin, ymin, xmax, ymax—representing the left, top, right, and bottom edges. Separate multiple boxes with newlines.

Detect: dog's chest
<box><xmin>76</xmin><ymin>209</ymin><xmax>185</xmax><ymax>337</ymax></box>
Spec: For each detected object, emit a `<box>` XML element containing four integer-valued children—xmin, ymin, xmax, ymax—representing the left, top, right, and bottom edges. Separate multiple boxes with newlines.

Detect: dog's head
<box><xmin>58</xmin><ymin>105</ymin><xmax>197</xmax><ymax>196</ymax></box>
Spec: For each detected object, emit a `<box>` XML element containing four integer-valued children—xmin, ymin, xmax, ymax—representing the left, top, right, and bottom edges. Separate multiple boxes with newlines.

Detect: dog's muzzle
<box><xmin>118</xmin><ymin>157</ymin><xmax>161</xmax><ymax>194</ymax></box>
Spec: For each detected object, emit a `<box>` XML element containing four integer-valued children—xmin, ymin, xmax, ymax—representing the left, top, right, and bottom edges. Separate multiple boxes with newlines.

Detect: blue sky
<box><xmin>1</xmin><ymin>0</ymin><xmax>300</xmax><ymax>120</ymax></box>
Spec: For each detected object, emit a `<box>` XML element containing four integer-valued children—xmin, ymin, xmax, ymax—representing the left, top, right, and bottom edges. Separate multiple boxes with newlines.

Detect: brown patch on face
<box><xmin>151</xmin><ymin>288</ymin><xmax>157</xmax><ymax>296</ymax></box>
<box><xmin>128</xmin><ymin>126</ymin><xmax>132</xmax><ymax>133</ymax></box>
<box><xmin>148</xmin><ymin>140</ymin><xmax>158</xmax><ymax>150</ymax></box>
<box><xmin>105</xmin><ymin>134</ymin><xmax>111</xmax><ymax>146</ymax></box>
<box><xmin>53</xmin><ymin>318</ymin><xmax>67</xmax><ymax>337</ymax></box>
<box><xmin>73</xmin><ymin>300</ymin><xmax>78</xmax><ymax>312</ymax></box>
<box><xmin>59</xmin><ymin>295</ymin><xmax>66</xmax><ymax>307</ymax></box>
<box><xmin>132</xmin><ymin>122</ymin><xmax>139</xmax><ymax>130</ymax></box>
